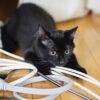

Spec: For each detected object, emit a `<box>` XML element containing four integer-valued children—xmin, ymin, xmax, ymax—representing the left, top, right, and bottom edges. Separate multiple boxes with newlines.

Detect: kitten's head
<box><xmin>34</xmin><ymin>25</ymin><xmax>78</xmax><ymax>67</ymax></box>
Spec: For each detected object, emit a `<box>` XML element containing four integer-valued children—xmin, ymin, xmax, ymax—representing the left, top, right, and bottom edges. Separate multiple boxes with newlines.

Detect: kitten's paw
<box><xmin>37</xmin><ymin>66</ymin><xmax>52</xmax><ymax>75</ymax></box>
<box><xmin>71</xmin><ymin>67</ymin><xmax>87</xmax><ymax>79</ymax></box>
<box><xmin>77</xmin><ymin>67</ymin><xmax>87</xmax><ymax>74</ymax></box>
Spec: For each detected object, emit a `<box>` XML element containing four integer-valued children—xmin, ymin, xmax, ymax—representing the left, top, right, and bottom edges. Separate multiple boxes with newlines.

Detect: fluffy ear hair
<box><xmin>37</xmin><ymin>24</ymin><xmax>46</xmax><ymax>37</ymax></box>
<box><xmin>37</xmin><ymin>25</ymin><xmax>50</xmax><ymax>46</ymax></box>
<box><xmin>64</xmin><ymin>26</ymin><xmax>78</xmax><ymax>40</ymax></box>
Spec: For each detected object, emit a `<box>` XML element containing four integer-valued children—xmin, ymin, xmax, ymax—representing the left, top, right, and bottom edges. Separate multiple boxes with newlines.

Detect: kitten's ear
<box><xmin>64</xmin><ymin>26</ymin><xmax>78</xmax><ymax>40</ymax></box>
<box><xmin>37</xmin><ymin>25</ymin><xmax>47</xmax><ymax>37</ymax></box>
<box><xmin>37</xmin><ymin>25</ymin><xmax>49</xmax><ymax>46</ymax></box>
<box><xmin>37</xmin><ymin>25</ymin><xmax>51</xmax><ymax>37</ymax></box>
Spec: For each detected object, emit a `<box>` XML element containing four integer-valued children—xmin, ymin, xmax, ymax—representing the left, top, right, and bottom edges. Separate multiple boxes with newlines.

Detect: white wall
<box><xmin>18</xmin><ymin>0</ymin><xmax>88</xmax><ymax>22</ymax></box>
<box><xmin>18</xmin><ymin>0</ymin><xmax>100</xmax><ymax>22</ymax></box>
<box><xmin>87</xmin><ymin>0</ymin><xmax>100</xmax><ymax>14</ymax></box>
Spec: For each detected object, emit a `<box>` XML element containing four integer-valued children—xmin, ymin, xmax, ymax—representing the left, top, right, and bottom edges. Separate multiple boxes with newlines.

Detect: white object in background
<box><xmin>0</xmin><ymin>21</ymin><xmax>4</xmax><ymax>27</ymax></box>
<box><xmin>0</xmin><ymin>21</ymin><xmax>4</xmax><ymax>48</ymax></box>
<box><xmin>87</xmin><ymin>0</ymin><xmax>100</xmax><ymax>14</ymax></box>
<box><xmin>18</xmin><ymin>0</ymin><xmax>89</xmax><ymax>22</ymax></box>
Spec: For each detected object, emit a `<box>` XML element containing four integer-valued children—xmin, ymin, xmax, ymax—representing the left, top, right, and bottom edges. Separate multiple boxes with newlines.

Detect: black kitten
<box><xmin>1</xmin><ymin>3</ymin><xmax>87</xmax><ymax>75</ymax></box>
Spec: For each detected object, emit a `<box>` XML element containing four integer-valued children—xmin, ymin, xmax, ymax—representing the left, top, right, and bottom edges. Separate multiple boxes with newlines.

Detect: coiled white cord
<box><xmin>14</xmin><ymin>75</ymin><xmax>73</xmax><ymax>100</ymax></box>
<box><xmin>52</xmin><ymin>67</ymin><xmax>100</xmax><ymax>99</ymax></box>
<box><xmin>0</xmin><ymin>48</ymin><xmax>100</xmax><ymax>99</ymax></box>
<box><xmin>53</xmin><ymin>66</ymin><xmax>100</xmax><ymax>86</ymax></box>
<box><xmin>0</xmin><ymin>49</ymin><xmax>24</xmax><ymax>60</ymax></box>
<box><xmin>0</xmin><ymin>49</ymin><xmax>73</xmax><ymax>100</ymax></box>
<box><xmin>0</xmin><ymin>58</ymin><xmax>37</xmax><ymax>85</ymax></box>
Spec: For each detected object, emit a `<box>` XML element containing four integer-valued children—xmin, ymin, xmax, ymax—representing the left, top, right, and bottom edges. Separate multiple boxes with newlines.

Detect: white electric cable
<box><xmin>0</xmin><ymin>49</ymin><xmax>73</xmax><ymax>100</ymax></box>
<box><xmin>2</xmin><ymin>48</ymin><xmax>98</xmax><ymax>86</ymax></box>
<box><xmin>0</xmin><ymin>49</ymin><xmax>24</xmax><ymax>60</ymax></box>
<box><xmin>0</xmin><ymin>74</ymin><xmax>73</xmax><ymax>100</ymax></box>
<box><xmin>56</xmin><ymin>66</ymin><xmax>100</xmax><ymax>85</ymax></box>
<box><xmin>13</xmin><ymin>75</ymin><xmax>73</xmax><ymax>100</ymax></box>
<box><xmin>52</xmin><ymin>67</ymin><xmax>100</xmax><ymax>86</ymax></box>
<box><xmin>52</xmin><ymin>67</ymin><xmax>100</xmax><ymax>99</ymax></box>
<box><xmin>0</xmin><ymin>48</ymin><xmax>100</xmax><ymax>99</ymax></box>
<box><xmin>74</xmin><ymin>82</ymin><xmax>100</xmax><ymax>100</ymax></box>
<box><xmin>0</xmin><ymin>58</ymin><xmax>37</xmax><ymax>85</ymax></box>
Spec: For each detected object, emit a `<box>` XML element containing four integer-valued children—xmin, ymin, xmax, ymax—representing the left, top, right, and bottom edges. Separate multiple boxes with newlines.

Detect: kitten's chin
<box><xmin>56</xmin><ymin>63</ymin><xmax>66</xmax><ymax>67</ymax></box>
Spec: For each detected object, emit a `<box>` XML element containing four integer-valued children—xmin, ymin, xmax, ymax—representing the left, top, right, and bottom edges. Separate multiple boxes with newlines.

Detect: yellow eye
<box><xmin>49</xmin><ymin>51</ymin><xmax>56</xmax><ymax>56</ymax></box>
<box><xmin>65</xmin><ymin>50</ymin><xmax>70</xmax><ymax>54</ymax></box>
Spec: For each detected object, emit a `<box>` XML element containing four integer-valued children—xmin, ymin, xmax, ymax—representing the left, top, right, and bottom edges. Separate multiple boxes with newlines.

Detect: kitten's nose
<box><xmin>57</xmin><ymin>56</ymin><xmax>64</xmax><ymax>65</ymax></box>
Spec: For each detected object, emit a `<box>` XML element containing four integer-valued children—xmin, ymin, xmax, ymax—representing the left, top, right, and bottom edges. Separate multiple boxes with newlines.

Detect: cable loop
<box><xmin>0</xmin><ymin>78</ymin><xmax>6</xmax><ymax>91</ymax></box>
<box><xmin>0</xmin><ymin>48</ymin><xmax>100</xmax><ymax>100</ymax></box>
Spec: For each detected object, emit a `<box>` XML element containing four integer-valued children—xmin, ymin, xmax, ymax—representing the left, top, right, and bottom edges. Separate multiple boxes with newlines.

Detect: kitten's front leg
<box><xmin>25</xmin><ymin>51</ymin><xmax>55</xmax><ymax>75</ymax></box>
<box><xmin>66</xmin><ymin>54</ymin><xmax>87</xmax><ymax>74</ymax></box>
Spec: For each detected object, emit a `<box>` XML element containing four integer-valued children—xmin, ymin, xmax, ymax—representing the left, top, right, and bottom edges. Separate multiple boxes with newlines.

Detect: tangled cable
<box><xmin>0</xmin><ymin>49</ymin><xmax>73</xmax><ymax>100</ymax></box>
<box><xmin>0</xmin><ymin>49</ymin><xmax>100</xmax><ymax>100</ymax></box>
<box><xmin>52</xmin><ymin>67</ymin><xmax>100</xmax><ymax>99</ymax></box>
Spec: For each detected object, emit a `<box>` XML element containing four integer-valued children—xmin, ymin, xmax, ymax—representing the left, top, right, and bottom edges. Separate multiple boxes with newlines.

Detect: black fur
<box><xmin>1</xmin><ymin>3</ymin><xmax>87</xmax><ymax>75</ymax></box>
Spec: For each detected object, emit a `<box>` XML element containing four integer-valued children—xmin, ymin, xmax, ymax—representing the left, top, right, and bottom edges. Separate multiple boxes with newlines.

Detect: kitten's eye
<box><xmin>49</xmin><ymin>51</ymin><xmax>56</xmax><ymax>56</ymax></box>
<box><xmin>65</xmin><ymin>50</ymin><xmax>70</xmax><ymax>54</ymax></box>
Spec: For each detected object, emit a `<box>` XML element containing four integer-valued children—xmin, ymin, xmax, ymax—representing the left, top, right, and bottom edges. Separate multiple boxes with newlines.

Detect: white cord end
<box><xmin>0</xmin><ymin>78</ymin><xmax>6</xmax><ymax>91</ymax></box>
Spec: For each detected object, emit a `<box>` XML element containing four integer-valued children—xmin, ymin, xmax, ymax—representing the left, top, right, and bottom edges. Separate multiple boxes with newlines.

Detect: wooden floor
<box><xmin>0</xmin><ymin>14</ymin><xmax>100</xmax><ymax>100</ymax></box>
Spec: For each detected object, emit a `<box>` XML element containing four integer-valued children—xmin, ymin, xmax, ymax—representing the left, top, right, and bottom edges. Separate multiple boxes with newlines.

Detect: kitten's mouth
<box><xmin>57</xmin><ymin>59</ymin><xmax>69</xmax><ymax>67</ymax></box>
<box><xmin>57</xmin><ymin>64</ymin><xmax>65</xmax><ymax>67</ymax></box>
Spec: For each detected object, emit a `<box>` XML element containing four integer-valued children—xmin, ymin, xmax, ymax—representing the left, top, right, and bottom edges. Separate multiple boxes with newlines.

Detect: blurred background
<box><xmin>0</xmin><ymin>0</ymin><xmax>100</xmax><ymax>22</ymax></box>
